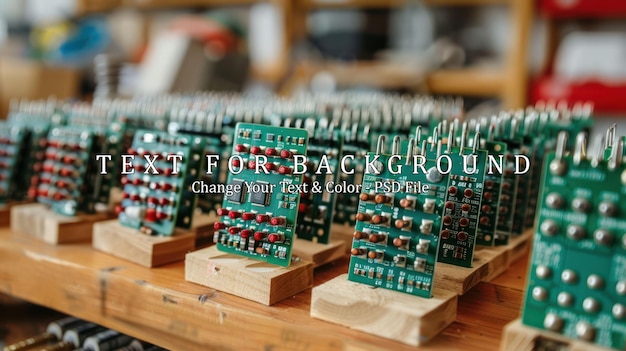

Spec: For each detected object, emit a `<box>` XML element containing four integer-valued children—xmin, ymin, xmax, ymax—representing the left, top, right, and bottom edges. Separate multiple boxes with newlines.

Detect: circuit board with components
<box><xmin>35</xmin><ymin>126</ymin><xmax>95</xmax><ymax>216</ymax></box>
<box><xmin>522</xmin><ymin>132</ymin><xmax>626</xmax><ymax>350</ymax></box>
<box><xmin>434</xmin><ymin>128</ymin><xmax>487</xmax><ymax>268</ymax></box>
<box><xmin>0</xmin><ymin>122</ymin><xmax>28</xmax><ymax>204</ymax></box>
<box><xmin>348</xmin><ymin>138</ymin><xmax>447</xmax><ymax>298</ymax></box>
<box><xmin>475</xmin><ymin>140</ymin><xmax>506</xmax><ymax>247</ymax></box>
<box><xmin>296</xmin><ymin>125</ymin><xmax>341</xmax><ymax>244</ymax></box>
<box><xmin>213</xmin><ymin>123</ymin><xmax>308</xmax><ymax>266</ymax></box>
<box><xmin>117</xmin><ymin>130</ymin><xmax>205</xmax><ymax>236</ymax></box>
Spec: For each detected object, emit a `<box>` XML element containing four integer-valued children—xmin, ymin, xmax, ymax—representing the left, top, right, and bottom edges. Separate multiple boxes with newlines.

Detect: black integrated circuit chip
<box><xmin>250</xmin><ymin>182</ymin><xmax>270</xmax><ymax>206</ymax></box>
<box><xmin>226</xmin><ymin>179</ymin><xmax>246</xmax><ymax>203</ymax></box>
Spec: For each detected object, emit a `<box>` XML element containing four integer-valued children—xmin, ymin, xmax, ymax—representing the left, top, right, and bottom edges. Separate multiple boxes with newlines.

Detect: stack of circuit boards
<box><xmin>522</xmin><ymin>129</ymin><xmax>625</xmax><ymax>350</ymax></box>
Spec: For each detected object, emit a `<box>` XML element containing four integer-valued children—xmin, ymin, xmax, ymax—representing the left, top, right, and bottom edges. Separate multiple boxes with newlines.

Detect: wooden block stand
<box><xmin>11</xmin><ymin>203</ymin><xmax>111</xmax><ymax>244</ymax></box>
<box><xmin>292</xmin><ymin>238</ymin><xmax>346</xmax><ymax>268</ymax></box>
<box><xmin>310</xmin><ymin>274</ymin><xmax>457</xmax><ymax>346</ymax></box>
<box><xmin>0</xmin><ymin>201</ymin><xmax>29</xmax><ymax>227</ymax></box>
<box><xmin>435</xmin><ymin>229</ymin><xmax>534</xmax><ymax>295</ymax></box>
<box><xmin>93</xmin><ymin>220</ymin><xmax>195</xmax><ymax>267</ymax></box>
<box><xmin>185</xmin><ymin>246</ymin><xmax>314</xmax><ymax>305</ymax></box>
<box><xmin>500</xmin><ymin>319</ymin><xmax>611</xmax><ymax>351</ymax></box>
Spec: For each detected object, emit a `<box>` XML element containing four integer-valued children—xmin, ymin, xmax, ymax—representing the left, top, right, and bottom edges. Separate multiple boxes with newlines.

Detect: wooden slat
<box><xmin>301</xmin><ymin>0</ymin><xmax>509</xmax><ymax>9</ymax></box>
<box><xmin>0</xmin><ymin>228</ymin><xmax>529</xmax><ymax>350</ymax></box>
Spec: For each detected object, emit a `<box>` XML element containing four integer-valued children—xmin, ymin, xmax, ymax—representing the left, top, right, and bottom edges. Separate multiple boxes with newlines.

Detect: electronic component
<box><xmin>117</xmin><ymin>130</ymin><xmax>205</xmax><ymax>236</ymax></box>
<box><xmin>522</xmin><ymin>131</ymin><xmax>626</xmax><ymax>350</ymax></box>
<box><xmin>0</xmin><ymin>122</ymin><xmax>28</xmax><ymax>204</ymax></box>
<box><xmin>35</xmin><ymin>126</ymin><xmax>96</xmax><ymax>216</ymax></box>
<box><xmin>434</xmin><ymin>124</ymin><xmax>487</xmax><ymax>267</ymax></box>
<box><xmin>348</xmin><ymin>136</ymin><xmax>447</xmax><ymax>298</ymax></box>
<box><xmin>475</xmin><ymin>137</ymin><xmax>506</xmax><ymax>246</ymax></box>
<box><xmin>295</xmin><ymin>118</ymin><xmax>342</xmax><ymax>243</ymax></box>
<box><xmin>213</xmin><ymin>123</ymin><xmax>308</xmax><ymax>266</ymax></box>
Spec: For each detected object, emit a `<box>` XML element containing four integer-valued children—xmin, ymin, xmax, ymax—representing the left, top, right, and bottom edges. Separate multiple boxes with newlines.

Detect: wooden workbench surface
<box><xmin>0</xmin><ymin>228</ymin><xmax>529</xmax><ymax>350</ymax></box>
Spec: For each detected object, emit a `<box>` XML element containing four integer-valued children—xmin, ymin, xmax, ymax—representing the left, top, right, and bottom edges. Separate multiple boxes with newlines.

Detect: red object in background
<box><xmin>530</xmin><ymin>76</ymin><xmax>626</xmax><ymax>114</ymax></box>
<box><xmin>540</xmin><ymin>0</ymin><xmax>626</xmax><ymax>18</ymax></box>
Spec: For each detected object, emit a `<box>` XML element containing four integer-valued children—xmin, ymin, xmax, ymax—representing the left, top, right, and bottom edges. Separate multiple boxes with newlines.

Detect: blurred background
<box><xmin>0</xmin><ymin>0</ymin><xmax>625</xmax><ymax>133</ymax></box>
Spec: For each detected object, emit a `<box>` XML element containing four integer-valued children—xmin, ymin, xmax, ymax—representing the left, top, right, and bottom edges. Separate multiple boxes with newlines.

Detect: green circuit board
<box><xmin>36</xmin><ymin>126</ymin><xmax>95</xmax><ymax>216</ymax></box>
<box><xmin>118</xmin><ymin>130</ymin><xmax>205</xmax><ymax>236</ymax></box>
<box><xmin>475</xmin><ymin>140</ymin><xmax>506</xmax><ymax>246</ymax></box>
<box><xmin>0</xmin><ymin>122</ymin><xmax>28</xmax><ymax>204</ymax></box>
<box><xmin>348</xmin><ymin>142</ymin><xmax>447</xmax><ymax>298</ymax></box>
<box><xmin>522</xmin><ymin>133</ymin><xmax>626</xmax><ymax>349</ymax></box>
<box><xmin>213</xmin><ymin>123</ymin><xmax>308</xmax><ymax>267</ymax></box>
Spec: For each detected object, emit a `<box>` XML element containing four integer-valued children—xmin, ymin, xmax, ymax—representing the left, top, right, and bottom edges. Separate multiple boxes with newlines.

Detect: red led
<box><xmin>121</xmin><ymin>177</ymin><xmax>129</xmax><ymax>185</ymax></box>
<box><xmin>159</xmin><ymin>198</ymin><xmax>171</xmax><ymax>206</ymax></box>
<box><xmin>56</xmin><ymin>180</ymin><xmax>67</xmax><ymax>188</ymax></box>
<box><xmin>254</xmin><ymin>231</ymin><xmax>266</xmax><ymax>241</ymax></box>
<box><xmin>48</xmin><ymin>141</ymin><xmax>59</xmax><ymax>148</ymax></box>
<box><xmin>145</xmin><ymin>208</ymin><xmax>157</xmax><ymax>222</ymax></box>
<box><xmin>445</xmin><ymin>201</ymin><xmax>455</xmax><ymax>210</ymax></box>
<box><xmin>147</xmin><ymin>197</ymin><xmax>158</xmax><ymax>205</ymax></box>
<box><xmin>45</xmin><ymin>152</ymin><xmax>56</xmax><ymax>160</ymax></box>
<box><xmin>62</xmin><ymin>155</ymin><xmax>74</xmax><ymax>164</ymax></box>
<box><xmin>464</xmin><ymin>188</ymin><xmax>474</xmax><ymax>198</ymax></box>
<box><xmin>132</xmin><ymin>178</ymin><xmax>143</xmax><ymax>186</ymax></box>
<box><xmin>278</xmin><ymin>166</ymin><xmax>292</xmax><ymax>175</ymax></box>
<box><xmin>33</xmin><ymin>163</ymin><xmax>42</xmax><ymax>172</ymax></box>
<box><xmin>40</xmin><ymin>177</ymin><xmax>51</xmax><ymax>184</ymax></box>
<box><xmin>441</xmin><ymin>230</ymin><xmax>450</xmax><ymax>239</ymax></box>
<box><xmin>228</xmin><ymin>211</ymin><xmax>241</xmax><ymax>219</ymax></box>
<box><xmin>135</xmin><ymin>164</ymin><xmax>145</xmax><ymax>172</ymax></box>
<box><xmin>53</xmin><ymin>193</ymin><xmax>65</xmax><ymax>200</ymax></box>
<box><xmin>298</xmin><ymin>203</ymin><xmax>308</xmax><ymax>213</ymax></box>
<box><xmin>459</xmin><ymin>218</ymin><xmax>469</xmax><ymax>227</ymax></box>
<box><xmin>163</xmin><ymin>168</ymin><xmax>173</xmax><ymax>176</ymax></box>
<box><xmin>448</xmin><ymin>186</ymin><xmax>457</xmax><ymax>195</ymax></box>
<box><xmin>122</xmin><ymin>192</ymin><xmax>129</xmax><ymax>199</ymax></box>
<box><xmin>443</xmin><ymin>215</ymin><xmax>453</xmax><ymax>225</ymax></box>
<box><xmin>265</xmin><ymin>148</ymin><xmax>277</xmax><ymax>156</ymax></box>
<box><xmin>280</xmin><ymin>149</ymin><xmax>292</xmax><ymax>159</ymax></box>
<box><xmin>42</xmin><ymin>164</ymin><xmax>54</xmax><ymax>173</ymax></box>
<box><xmin>235</xmin><ymin>144</ymin><xmax>247</xmax><ymax>153</ymax></box>
<box><xmin>213</xmin><ymin>222</ymin><xmax>226</xmax><ymax>230</ymax></box>
<box><xmin>156</xmin><ymin>211</ymin><xmax>169</xmax><ymax>220</ymax></box>
<box><xmin>458</xmin><ymin>232</ymin><xmax>468</xmax><ymax>241</ymax></box>
<box><xmin>270</xmin><ymin>217</ymin><xmax>285</xmax><ymax>226</ymax></box>
<box><xmin>228</xmin><ymin>227</ymin><xmax>241</xmax><ymax>234</ymax></box>
<box><xmin>161</xmin><ymin>183</ymin><xmax>173</xmax><ymax>191</ymax></box>
<box><xmin>128</xmin><ymin>148</ymin><xmax>138</xmax><ymax>155</ymax></box>
<box><xmin>461</xmin><ymin>204</ymin><xmax>471</xmax><ymax>212</ymax></box>
<box><xmin>268</xmin><ymin>233</ymin><xmax>281</xmax><ymax>243</ymax></box>
<box><xmin>232</xmin><ymin>158</ymin><xmax>241</xmax><ymax>168</ymax></box>
<box><xmin>242</xmin><ymin>212</ymin><xmax>255</xmax><ymax>221</ymax></box>
<box><xmin>248</xmin><ymin>160</ymin><xmax>256</xmax><ymax>169</ymax></box>
<box><xmin>217</xmin><ymin>208</ymin><xmax>229</xmax><ymax>216</ymax></box>
<box><xmin>240</xmin><ymin>229</ymin><xmax>253</xmax><ymax>239</ymax></box>
<box><xmin>256</xmin><ymin>214</ymin><xmax>269</xmax><ymax>223</ymax></box>
<box><xmin>37</xmin><ymin>189</ymin><xmax>48</xmax><ymax>197</ymax></box>
<box><xmin>71</xmin><ymin>144</ymin><xmax>82</xmax><ymax>151</ymax></box>
<box><xmin>250</xmin><ymin>146</ymin><xmax>262</xmax><ymax>155</ymax></box>
<box><xmin>130</xmin><ymin>194</ymin><xmax>140</xmax><ymax>201</ymax></box>
<box><xmin>59</xmin><ymin>168</ymin><xmax>73</xmax><ymax>177</ymax></box>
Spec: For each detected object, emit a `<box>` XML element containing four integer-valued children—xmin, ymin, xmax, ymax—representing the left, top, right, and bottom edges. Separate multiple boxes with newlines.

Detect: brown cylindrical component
<box><xmin>443</xmin><ymin>215</ymin><xmax>453</xmax><ymax>225</ymax></box>
<box><xmin>393</xmin><ymin>238</ymin><xmax>403</xmax><ymax>247</ymax></box>
<box><xmin>374</xmin><ymin>194</ymin><xmax>390</xmax><ymax>204</ymax></box>
<box><xmin>368</xmin><ymin>233</ymin><xmax>385</xmax><ymax>243</ymax></box>
<box><xmin>394</xmin><ymin>219</ymin><xmax>409</xmax><ymax>229</ymax></box>
<box><xmin>351</xmin><ymin>248</ymin><xmax>366</xmax><ymax>256</ymax></box>
<box><xmin>353</xmin><ymin>231</ymin><xmax>368</xmax><ymax>240</ymax></box>
<box><xmin>461</xmin><ymin>204</ymin><xmax>471</xmax><ymax>212</ymax></box>
<box><xmin>371</xmin><ymin>214</ymin><xmax>388</xmax><ymax>224</ymax></box>
<box><xmin>356</xmin><ymin>212</ymin><xmax>371</xmax><ymax>221</ymax></box>
<box><xmin>367</xmin><ymin>251</ymin><xmax>377</xmax><ymax>259</ymax></box>
<box><xmin>459</xmin><ymin>218</ymin><xmax>470</xmax><ymax>227</ymax></box>
<box><xmin>399</xmin><ymin>198</ymin><xmax>413</xmax><ymax>208</ymax></box>
<box><xmin>359</xmin><ymin>193</ymin><xmax>371</xmax><ymax>201</ymax></box>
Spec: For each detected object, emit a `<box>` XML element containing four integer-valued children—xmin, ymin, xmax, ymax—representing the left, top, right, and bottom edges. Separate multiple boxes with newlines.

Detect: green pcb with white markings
<box><xmin>434</xmin><ymin>141</ymin><xmax>487</xmax><ymax>268</ymax></box>
<box><xmin>522</xmin><ymin>133</ymin><xmax>626</xmax><ymax>349</ymax></box>
<box><xmin>214</xmin><ymin>123</ymin><xmax>308</xmax><ymax>267</ymax></box>
<box><xmin>348</xmin><ymin>141</ymin><xmax>447</xmax><ymax>298</ymax></box>
<box><xmin>118</xmin><ymin>130</ymin><xmax>205</xmax><ymax>236</ymax></box>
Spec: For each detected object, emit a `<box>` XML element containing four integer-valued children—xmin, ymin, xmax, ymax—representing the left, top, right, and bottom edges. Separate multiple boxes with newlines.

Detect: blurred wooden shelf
<box><xmin>291</xmin><ymin>61</ymin><xmax>504</xmax><ymax>97</ymax></box>
<box><xmin>0</xmin><ymin>228</ymin><xmax>529</xmax><ymax>351</ymax></box>
<box><xmin>301</xmin><ymin>0</ymin><xmax>510</xmax><ymax>9</ymax></box>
